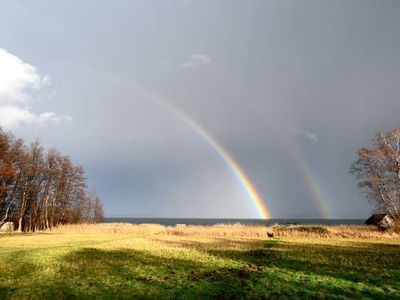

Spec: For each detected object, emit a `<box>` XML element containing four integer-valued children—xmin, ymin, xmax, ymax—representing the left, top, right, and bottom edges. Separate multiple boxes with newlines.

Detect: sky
<box><xmin>1</xmin><ymin>0</ymin><xmax>400</xmax><ymax>219</ymax></box>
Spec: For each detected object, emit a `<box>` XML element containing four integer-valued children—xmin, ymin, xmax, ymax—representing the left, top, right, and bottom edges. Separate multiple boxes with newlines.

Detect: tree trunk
<box><xmin>17</xmin><ymin>216</ymin><xmax>23</xmax><ymax>232</ymax></box>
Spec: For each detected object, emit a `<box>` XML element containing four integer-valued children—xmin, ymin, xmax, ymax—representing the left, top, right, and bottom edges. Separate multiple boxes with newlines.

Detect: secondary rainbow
<box><xmin>284</xmin><ymin>144</ymin><xmax>332</xmax><ymax>218</ymax></box>
<box><xmin>134</xmin><ymin>87</ymin><xmax>270</xmax><ymax>219</ymax></box>
<box><xmin>262</xmin><ymin>125</ymin><xmax>333</xmax><ymax>218</ymax></box>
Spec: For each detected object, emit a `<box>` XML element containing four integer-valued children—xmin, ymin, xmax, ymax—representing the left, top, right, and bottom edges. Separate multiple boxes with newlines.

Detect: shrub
<box><xmin>296</xmin><ymin>226</ymin><xmax>330</xmax><ymax>234</ymax></box>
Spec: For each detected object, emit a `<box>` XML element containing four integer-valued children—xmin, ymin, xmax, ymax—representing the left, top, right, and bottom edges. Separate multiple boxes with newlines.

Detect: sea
<box><xmin>104</xmin><ymin>218</ymin><xmax>364</xmax><ymax>226</ymax></box>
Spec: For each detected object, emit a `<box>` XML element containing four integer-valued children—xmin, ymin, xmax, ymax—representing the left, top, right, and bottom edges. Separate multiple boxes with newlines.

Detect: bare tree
<box><xmin>90</xmin><ymin>191</ymin><xmax>105</xmax><ymax>223</ymax></box>
<box><xmin>351</xmin><ymin>129</ymin><xmax>400</xmax><ymax>219</ymax></box>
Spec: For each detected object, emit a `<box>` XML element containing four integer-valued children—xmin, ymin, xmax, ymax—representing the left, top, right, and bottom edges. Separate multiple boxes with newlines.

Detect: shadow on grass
<box><xmin>0</xmin><ymin>256</ymin><xmax>38</xmax><ymax>299</ymax></box>
<box><xmin>152</xmin><ymin>238</ymin><xmax>400</xmax><ymax>299</ymax></box>
<box><xmin>40</xmin><ymin>248</ymin><xmax>265</xmax><ymax>299</ymax></box>
<box><xmin>15</xmin><ymin>242</ymin><xmax>397</xmax><ymax>300</ymax></box>
<box><xmin>1</xmin><ymin>238</ymin><xmax>399</xmax><ymax>299</ymax></box>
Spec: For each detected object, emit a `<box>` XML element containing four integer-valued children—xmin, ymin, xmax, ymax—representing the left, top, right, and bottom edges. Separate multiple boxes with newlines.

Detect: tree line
<box><xmin>0</xmin><ymin>128</ymin><xmax>104</xmax><ymax>232</ymax></box>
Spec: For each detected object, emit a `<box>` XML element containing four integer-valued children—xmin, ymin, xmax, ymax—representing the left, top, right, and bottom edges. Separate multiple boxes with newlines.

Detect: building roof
<box><xmin>364</xmin><ymin>214</ymin><xmax>392</xmax><ymax>225</ymax></box>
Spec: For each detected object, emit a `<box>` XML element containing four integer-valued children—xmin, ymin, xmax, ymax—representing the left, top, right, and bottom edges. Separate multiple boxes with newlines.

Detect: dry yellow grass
<box><xmin>48</xmin><ymin>222</ymin><xmax>167</xmax><ymax>235</ymax></box>
<box><xmin>47</xmin><ymin>222</ymin><xmax>400</xmax><ymax>239</ymax></box>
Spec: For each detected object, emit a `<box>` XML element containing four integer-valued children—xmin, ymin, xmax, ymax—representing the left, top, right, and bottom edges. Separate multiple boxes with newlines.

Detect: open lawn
<box><xmin>0</xmin><ymin>223</ymin><xmax>399</xmax><ymax>299</ymax></box>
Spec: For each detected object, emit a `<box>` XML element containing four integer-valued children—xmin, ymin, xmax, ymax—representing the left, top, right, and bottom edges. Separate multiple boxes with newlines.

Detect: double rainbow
<box><xmin>70</xmin><ymin>64</ymin><xmax>335</xmax><ymax>219</ymax></box>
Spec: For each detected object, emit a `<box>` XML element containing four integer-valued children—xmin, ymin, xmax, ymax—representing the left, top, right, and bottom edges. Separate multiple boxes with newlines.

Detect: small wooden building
<box><xmin>365</xmin><ymin>214</ymin><xmax>393</xmax><ymax>229</ymax></box>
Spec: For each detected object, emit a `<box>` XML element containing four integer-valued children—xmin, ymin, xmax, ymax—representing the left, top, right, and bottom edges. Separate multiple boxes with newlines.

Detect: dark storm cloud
<box><xmin>1</xmin><ymin>0</ymin><xmax>399</xmax><ymax>217</ymax></box>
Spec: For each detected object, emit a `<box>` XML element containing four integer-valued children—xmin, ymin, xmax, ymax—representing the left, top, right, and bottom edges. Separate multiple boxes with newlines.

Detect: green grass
<box><xmin>0</xmin><ymin>228</ymin><xmax>399</xmax><ymax>299</ymax></box>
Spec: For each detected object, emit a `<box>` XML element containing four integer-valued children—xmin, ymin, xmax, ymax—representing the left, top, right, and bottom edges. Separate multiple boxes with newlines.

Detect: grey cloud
<box><xmin>292</xmin><ymin>128</ymin><xmax>318</xmax><ymax>142</ymax></box>
<box><xmin>181</xmin><ymin>54</ymin><xmax>211</xmax><ymax>69</ymax></box>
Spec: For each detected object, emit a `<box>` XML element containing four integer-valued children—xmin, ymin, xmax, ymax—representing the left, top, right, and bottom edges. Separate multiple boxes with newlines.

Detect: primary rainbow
<box><xmin>65</xmin><ymin>64</ymin><xmax>335</xmax><ymax>219</ymax></box>
<box><xmin>135</xmin><ymin>88</ymin><xmax>270</xmax><ymax>219</ymax></box>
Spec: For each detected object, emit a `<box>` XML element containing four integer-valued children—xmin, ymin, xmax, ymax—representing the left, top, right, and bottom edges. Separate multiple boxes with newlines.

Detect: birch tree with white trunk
<box><xmin>351</xmin><ymin>129</ymin><xmax>400</xmax><ymax>219</ymax></box>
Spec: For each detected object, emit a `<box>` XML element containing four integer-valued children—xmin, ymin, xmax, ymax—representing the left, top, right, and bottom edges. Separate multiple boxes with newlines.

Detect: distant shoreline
<box><xmin>104</xmin><ymin>218</ymin><xmax>365</xmax><ymax>226</ymax></box>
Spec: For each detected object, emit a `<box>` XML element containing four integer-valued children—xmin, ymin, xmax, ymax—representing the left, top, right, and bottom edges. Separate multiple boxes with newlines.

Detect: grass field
<box><xmin>0</xmin><ymin>223</ymin><xmax>399</xmax><ymax>299</ymax></box>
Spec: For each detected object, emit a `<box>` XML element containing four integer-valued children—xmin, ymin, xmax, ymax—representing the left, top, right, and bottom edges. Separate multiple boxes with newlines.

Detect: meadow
<box><xmin>0</xmin><ymin>223</ymin><xmax>399</xmax><ymax>299</ymax></box>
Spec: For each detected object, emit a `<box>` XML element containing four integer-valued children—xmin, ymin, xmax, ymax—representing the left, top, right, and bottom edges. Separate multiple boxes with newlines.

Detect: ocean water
<box><xmin>105</xmin><ymin>218</ymin><xmax>364</xmax><ymax>226</ymax></box>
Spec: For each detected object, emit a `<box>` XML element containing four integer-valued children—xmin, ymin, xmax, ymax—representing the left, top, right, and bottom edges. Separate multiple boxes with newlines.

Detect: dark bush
<box><xmin>296</xmin><ymin>226</ymin><xmax>330</xmax><ymax>234</ymax></box>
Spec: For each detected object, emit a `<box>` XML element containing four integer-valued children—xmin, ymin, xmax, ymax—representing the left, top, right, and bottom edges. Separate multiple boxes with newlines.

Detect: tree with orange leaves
<box><xmin>0</xmin><ymin>128</ymin><xmax>104</xmax><ymax>231</ymax></box>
